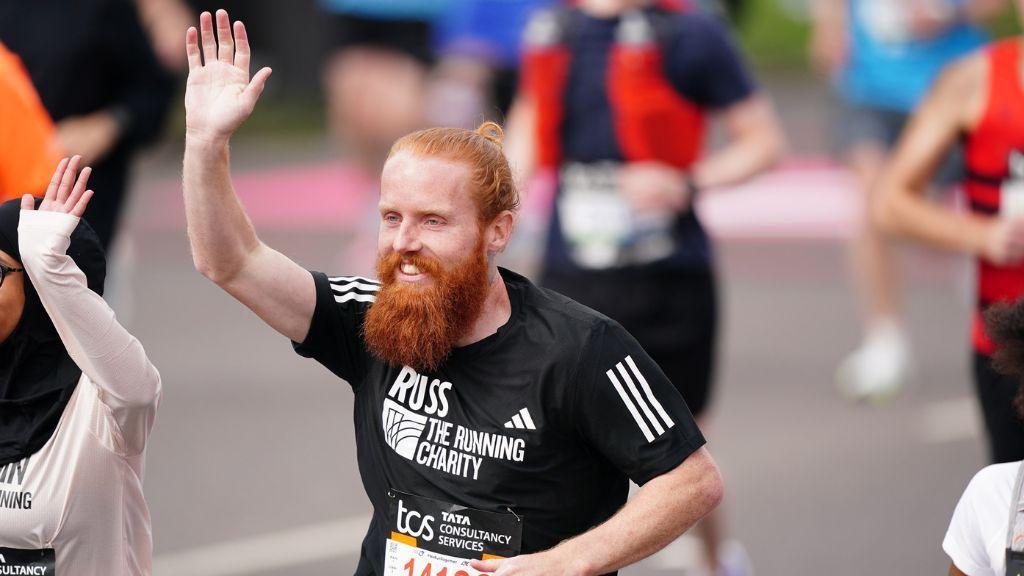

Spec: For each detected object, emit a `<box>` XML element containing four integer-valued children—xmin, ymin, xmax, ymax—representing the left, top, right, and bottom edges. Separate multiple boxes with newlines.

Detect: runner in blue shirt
<box><xmin>809</xmin><ymin>0</ymin><xmax>1004</xmax><ymax>401</ymax></box>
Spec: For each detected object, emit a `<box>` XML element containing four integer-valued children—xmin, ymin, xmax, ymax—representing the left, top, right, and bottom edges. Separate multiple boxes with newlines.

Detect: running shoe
<box><xmin>836</xmin><ymin>321</ymin><xmax>911</xmax><ymax>403</ymax></box>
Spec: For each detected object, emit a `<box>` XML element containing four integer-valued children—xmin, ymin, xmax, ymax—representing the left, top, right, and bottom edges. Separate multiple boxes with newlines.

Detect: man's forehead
<box><xmin>380</xmin><ymin>153</ymin><xmax>474</xmax><ymax>211</ymax></box>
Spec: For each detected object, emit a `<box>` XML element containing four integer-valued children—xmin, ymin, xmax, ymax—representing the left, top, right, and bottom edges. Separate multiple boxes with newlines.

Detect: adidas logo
<box><xmin>504</xmin><ymin>408</ymin><xmax>536</xmax><ymax>430</ymax></box>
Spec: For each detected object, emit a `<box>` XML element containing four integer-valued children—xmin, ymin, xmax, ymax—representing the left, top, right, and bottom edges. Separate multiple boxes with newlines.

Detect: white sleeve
<box><xmin>18</xmin><ymin>210</ymin><xmax>161</xmax><ymax>457</ymax></box>
<box><xmin>943</xmin><ymin>469</ymin><xmax>1001</xmax><ymax>576</ymax></box>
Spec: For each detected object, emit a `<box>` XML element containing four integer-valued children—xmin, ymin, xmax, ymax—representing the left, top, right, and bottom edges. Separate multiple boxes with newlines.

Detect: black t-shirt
<box><xmin>294</xmin><ymin>268</ymin><xmax>706</xmax><ymax>575</ymax></box>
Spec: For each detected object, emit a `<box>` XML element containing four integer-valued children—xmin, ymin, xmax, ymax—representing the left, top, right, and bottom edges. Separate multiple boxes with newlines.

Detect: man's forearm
<box><xmin>552</xmin><ymin>448</ymin><xmax>723</xmax><ymax>576</ymax></box>
<box><xmin>692</xmin><ymin>98</ymin><xmax>786</xmax><ymax>191</ymax></box>
<box><xmin>182</xmin><ymin>136</ymin><xmax>262</xmax><ymax>284</ymax></box>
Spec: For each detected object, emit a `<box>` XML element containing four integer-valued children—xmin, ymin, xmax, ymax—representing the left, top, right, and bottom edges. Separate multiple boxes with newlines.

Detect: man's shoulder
<box><xmin>316</xmin><ymin>272</ymin><xmax>381</xmax><ymax>311</ymax></box>
<box><xmin>502</xmin><ymin>268</ymin><xmax>615</xmax><ymax>345</ymax></box>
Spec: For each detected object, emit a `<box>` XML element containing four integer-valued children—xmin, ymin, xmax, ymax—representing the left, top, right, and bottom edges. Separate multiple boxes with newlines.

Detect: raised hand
<box><xmin>21</xmin><ymin>156</ymin><xmax>94</xmax><ymax>218</ymax></box>
<box><xmin>184</xmin><ymin>9</ymin><xmax>272</xmax><ymax>144</ymax></box>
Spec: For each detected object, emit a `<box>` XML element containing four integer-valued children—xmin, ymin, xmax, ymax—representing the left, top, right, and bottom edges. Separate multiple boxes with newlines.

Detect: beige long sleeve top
<box><xmin>0</xmin><ymin>210</ymin><xmax>161</xmax><ymax>575</ymax></box>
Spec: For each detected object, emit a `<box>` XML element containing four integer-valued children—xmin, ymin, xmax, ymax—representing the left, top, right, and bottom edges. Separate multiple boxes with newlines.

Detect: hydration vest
<box><xmin>521</xmin><ymin>3</ymin><xmax>706</xmax><ymax>170</ymax></box>
<box><xmin>963</xmin><ymin>39</ymin><xmax>1024</xmax><ymax>355</ymax></box>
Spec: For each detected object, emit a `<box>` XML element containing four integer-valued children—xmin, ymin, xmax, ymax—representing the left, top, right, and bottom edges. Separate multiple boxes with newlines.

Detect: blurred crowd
<box><xmin>4</xmin><ymin>1</ymin><xmax>1024</xmax><ymax>574</ymax></box>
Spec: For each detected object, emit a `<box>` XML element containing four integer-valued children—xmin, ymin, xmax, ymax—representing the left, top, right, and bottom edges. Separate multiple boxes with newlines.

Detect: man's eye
<box><xmin>425</xmin><ymin>218</ymin><xmax>443</xmax><ymax>226</ymax></box>
<box><xmin>384</xmin><ymin>214</ymin><xmax>400</xmax><ymax>224</ymax></box>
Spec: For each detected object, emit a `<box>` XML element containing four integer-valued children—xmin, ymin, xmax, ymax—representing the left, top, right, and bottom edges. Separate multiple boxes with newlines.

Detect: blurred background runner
<box><xmin>0</xmin><ymin>42</ymin><xmax>61</xmax><ymax>204</ymax></box>
<box><xmin>810</xmin><ymin>0</ymin><xmax>1005</xmax><ymax>402</ymax></box>
<box><xmin>0</xmin><ymin>0</ymin><xmax>176</xmax><ymax>251</ymax></box>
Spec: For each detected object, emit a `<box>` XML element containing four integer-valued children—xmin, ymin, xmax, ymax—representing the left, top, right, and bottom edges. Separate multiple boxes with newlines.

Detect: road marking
<box><xmin>153</xmin><ymin>514</ymin><xmax>371</xmax><ymax>576</ymax></box>
<box><xmin>919</xmin><ymin>397</ymin><xmax>981</xmax><ymax>444</ymax></box>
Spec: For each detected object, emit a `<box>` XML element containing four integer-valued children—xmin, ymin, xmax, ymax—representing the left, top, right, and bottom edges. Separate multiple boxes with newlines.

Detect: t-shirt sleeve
<box><xmin>572</xmin><ymin>319</ymin><xmax>706</xmax><ymax>485</ymax></box>
<box><xmin>292</xmin><ymin>271</ymin><xmax>379</xmax><ymax>388</ymax></box>
<box><xmin>666</xmin><ymin>14</ymin><xmax>755</xmax><ymax>110</ymax></box>
<box><xmin>943</xmin><ymin>467</ymin><xmax>1003</xmax><ymax>576</ymax></box>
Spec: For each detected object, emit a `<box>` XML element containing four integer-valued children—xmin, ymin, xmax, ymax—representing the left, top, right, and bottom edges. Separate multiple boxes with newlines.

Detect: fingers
<box><xmin>469</xmin><ymin>559</ymin><xmax>501</xmax><ymax>573</ymax></box>
<box><xmin>65</xmin><ymin>167</ymin><xmax>92</xmax><ymax>213</ymax></box>
<box><xmin>244</xmin><ymin>67</ymin><xmax>272</xmax><ymax>104</ymax></box>
<box><xmin>200</xmin><ymin>11</ymin><xmax>216</xmax><ymax>65</ymax></box>
<box><xmin>215</xmin><ymin>9</ymin><xmax>234</xmax><ymax>64</ymax></box>
<box><xmin>21</xmin><ymin>195</ymin><xmax>35</xmax><ymax>211</ymax></box>
<box><xmin>44</xmin><ymin>157</ymin><xmax>70</xmax><ymax>202</ymax></box>
<box><xmin>186</xmin><ymin>26</ymin><xmax>201</xmax><ymax>69</ymax></box>
<box><xmin>56</xmin><ymin>156</ymin><xmax>81</xmax><ymax>205</ymax></box>
<box><xmin>233</xmin><ymin>20</ymin><xmax>250</xmax><ymax>75</ymax></box>
<box><xmin>70</xmin><ymin>190</ymin><xmax>94</xmax><ymax>219</ymax></box>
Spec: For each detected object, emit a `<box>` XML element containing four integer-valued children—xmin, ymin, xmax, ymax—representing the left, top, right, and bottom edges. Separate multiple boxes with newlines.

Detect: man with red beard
<box><xmin>182</xmin><ymin>9</ymin><xmax>723</xmax><ymax>576</ymax></box>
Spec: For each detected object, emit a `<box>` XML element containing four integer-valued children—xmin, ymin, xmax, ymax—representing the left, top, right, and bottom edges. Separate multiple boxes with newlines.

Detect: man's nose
<box><xmin>392</xmin><ymin>221</ymin><xmax>422</xmax><ymax>254</ymax></box>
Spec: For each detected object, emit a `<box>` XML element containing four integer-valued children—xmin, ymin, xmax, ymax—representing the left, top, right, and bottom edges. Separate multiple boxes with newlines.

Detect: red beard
<box><xmin>363</xmin><ymin>239</ymin><xmax>490</xmax><ymax>372</ymax></box>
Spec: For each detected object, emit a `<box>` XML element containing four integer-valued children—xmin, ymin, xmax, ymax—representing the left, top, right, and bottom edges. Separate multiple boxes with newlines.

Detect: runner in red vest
<box><xmin>507</xmin><ymin>1</ymin><xmax>785</xmax><ymax>574</ymax></box>
<box><xmin>876</xmin><ymin>32</ymin><xmax>1024</xmax><ymax>464</ymax></box>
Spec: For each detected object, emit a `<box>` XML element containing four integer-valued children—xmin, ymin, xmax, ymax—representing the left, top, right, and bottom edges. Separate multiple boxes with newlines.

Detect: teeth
<box><xmin>400</xmin><ymin>263</ymin><xmax>421</xmax><ymax>275</ymax></box>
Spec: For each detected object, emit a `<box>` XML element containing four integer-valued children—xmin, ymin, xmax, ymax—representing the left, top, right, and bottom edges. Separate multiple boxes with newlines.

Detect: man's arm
<box><xmin>872</xmin><ymin>53</ymin><xmax>1024</xmax><ymax>266</ymax></box>
<box><xmin>183</xmin><ymin>9</ymin><xmax>315</xmax><ymax>342</ymax></box>
<box><xmin>472</xmin><ymin>448</ymin><xmax>723</xmax><ymax>576</ymax></box>
<box><xmin>691</xmin><ymin>93</ymin><xmax>786</xmax><ymax>191</ymax></box>
<box><xmin>948</xmin><ymin>562</ymin><xmax>967</xmax><ymax>576</ymax></box>
<box><xmin>809</xmin><ymin>0</ymin><xmax>847</xmax><ymax>75</ymax></box>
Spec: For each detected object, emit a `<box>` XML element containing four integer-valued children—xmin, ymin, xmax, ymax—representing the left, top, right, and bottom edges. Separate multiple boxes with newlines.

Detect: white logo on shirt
<box><xmin>605</xmin><ymin>356</ymin><xmax>675</xmax><ymax>443</ymax></box>
<box><xmin>383</xmin><ymin>399</ymin><xmax>428</xmax><ymax>460</ymax></box>
<box><xmin>380</xmin><ymin>366</ymin><xmax>527</xmax><ymax>481</ymax></box>
<box><xmin>503</xmin><ymin>408</ymin><xmax>537</xmax><ymax>430</ymax></box>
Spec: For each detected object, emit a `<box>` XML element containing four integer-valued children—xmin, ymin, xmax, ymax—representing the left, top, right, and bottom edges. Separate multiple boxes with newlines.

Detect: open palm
<box><xmin>184</xmin><ymin>10</ymin><xmax>271</xmax><ymax>143</ymax></box>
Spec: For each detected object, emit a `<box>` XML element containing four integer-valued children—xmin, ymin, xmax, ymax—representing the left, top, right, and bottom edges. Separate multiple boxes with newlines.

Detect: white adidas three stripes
<box><xmin>605</xmin><ymin>356</ymin><xmax>675</xmax><ymax>443</ymax></box>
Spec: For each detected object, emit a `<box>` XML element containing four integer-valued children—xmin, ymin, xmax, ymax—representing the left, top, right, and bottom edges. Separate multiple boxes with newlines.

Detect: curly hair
<box><xmin>985</xmin><ymin>299</ymin><xmax>1024</xmax><ymax>417</ymax></box>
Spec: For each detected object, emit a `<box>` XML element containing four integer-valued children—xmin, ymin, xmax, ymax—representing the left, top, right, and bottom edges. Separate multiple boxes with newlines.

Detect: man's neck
<box><xmin>458</xmin><ymin>268</ymin><xmax>511</xmax><ymax>346</ymax></box>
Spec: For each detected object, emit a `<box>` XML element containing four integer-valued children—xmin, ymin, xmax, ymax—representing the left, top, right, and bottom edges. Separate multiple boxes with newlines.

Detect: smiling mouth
<box><xmin>400</xmin><ymin>262</ymin><xmax>422</xmax><ymax>275</ymax></box>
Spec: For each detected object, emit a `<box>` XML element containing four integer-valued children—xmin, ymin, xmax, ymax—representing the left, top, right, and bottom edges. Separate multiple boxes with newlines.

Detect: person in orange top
<box><xmin>0</xmin><ymin>42</ymin><xmax>60</xmax><ymax>203</ymax></box>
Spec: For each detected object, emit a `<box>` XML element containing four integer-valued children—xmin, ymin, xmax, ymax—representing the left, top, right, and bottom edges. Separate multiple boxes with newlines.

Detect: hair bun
<box><xmin>476</xmin><ymin>121</ymin><xmax>504</xmax><ymax>150</ymax></box>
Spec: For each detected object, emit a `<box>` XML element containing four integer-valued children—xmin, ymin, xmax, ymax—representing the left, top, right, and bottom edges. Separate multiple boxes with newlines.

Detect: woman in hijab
<box><xmin>0</xmin><ymin>156</ymin><xmax>161</xmax><ymax>575</ymax></box>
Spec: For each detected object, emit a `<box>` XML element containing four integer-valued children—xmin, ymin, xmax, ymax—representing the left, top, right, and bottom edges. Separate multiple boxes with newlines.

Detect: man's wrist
<box><xmin>185</xmin><ymin>130</ymin><xmax>231</xmax><ymax>150</ymax></box>
<box><xmin>550</xmin><ymin>539</ymin><xmax>597</xmax><ymax>576</ymax></box>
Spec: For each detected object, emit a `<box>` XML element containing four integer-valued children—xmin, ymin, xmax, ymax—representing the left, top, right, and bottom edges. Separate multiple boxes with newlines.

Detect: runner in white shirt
<box><xmin>0</xmin><ymin>156</ymin><xmax>161</xmax><ymax>575</ymax></box>
<box><xmin>944</xmin><ymin>298</ymin><xmax>1024</xmax><ymax>576</ymax></box>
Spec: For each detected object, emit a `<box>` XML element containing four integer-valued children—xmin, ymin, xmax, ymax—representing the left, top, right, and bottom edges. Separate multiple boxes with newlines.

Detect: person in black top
<box><xmin>182</xmin><ymin>9</ymin><xmax>723</xmax><ymax>576</ymax></box>
<box><xmin>0</xmin><ymin>0</ymin><xmax>175</xmax><ymax>250</ymax></box>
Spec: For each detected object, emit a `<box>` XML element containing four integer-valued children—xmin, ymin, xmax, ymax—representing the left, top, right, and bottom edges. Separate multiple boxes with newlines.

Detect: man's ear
<box><xmin>485</xmin><ymin>210</ymin><xmax>516</xmax><ymax>255</ymax></box>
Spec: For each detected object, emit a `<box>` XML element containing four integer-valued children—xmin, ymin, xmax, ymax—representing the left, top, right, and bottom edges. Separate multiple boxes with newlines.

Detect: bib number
<box><xmin>1002</xmin><ymin>151</ymin><xmax>1024</xmax><ymax>218</ymax></box>
<box><xmin>383</xmin><ymin>490</ymin><xmax>521</xmax><ymax>576</ymax></box>
<box><xmin>558</xmin><ymin>162</ymin><xmax>674</xmax><ymax>269</ymax></box>
<box><xmin>0</xmin><ymin>548</ymin><xmax>55</xmax><ymax>575</ymax></box>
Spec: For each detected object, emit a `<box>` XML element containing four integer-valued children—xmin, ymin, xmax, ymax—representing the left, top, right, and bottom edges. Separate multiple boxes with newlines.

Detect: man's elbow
<box><xmin>696</xmin><ymin>460</ymin><xmax>725</xmax><ymax>517</ymax></box>
<box><xmin>675</xmin><ymin>449</ymin><xmax>724</xmax><ymax>518</ymax></box>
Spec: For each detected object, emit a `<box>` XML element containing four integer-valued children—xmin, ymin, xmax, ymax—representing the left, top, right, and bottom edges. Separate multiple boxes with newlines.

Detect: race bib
<box><xmin>0</xmin><ymin>548</ymin><xmax>55</xmax><ymax>575</ymax></box>
<box><xmin>383</xmin><ymin>490</ymin><xmax>521</xmax><ymax>576</ymax></box>
<box><xmin>1002</xmin><ymin>151</ymin><xmax>1024</xmax><ymax>218</ymax></box>
<box><xmin>558</xmin><ymin>162</ymin><xmax>674</xmax><ymax>269</ymax></box>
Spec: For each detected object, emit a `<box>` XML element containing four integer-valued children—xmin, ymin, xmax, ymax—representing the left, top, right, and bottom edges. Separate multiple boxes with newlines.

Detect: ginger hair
<box><xmin>388</xmin><ymin>122</ymin><xmax>520</xmax><ymax>223</ymax></box>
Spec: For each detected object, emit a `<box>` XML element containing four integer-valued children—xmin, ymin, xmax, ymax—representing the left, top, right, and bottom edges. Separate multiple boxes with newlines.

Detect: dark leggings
<box><xmin>974</xmin><ymin>352</ymin><xmax>1024</xmax><ymax>463</ymax></box>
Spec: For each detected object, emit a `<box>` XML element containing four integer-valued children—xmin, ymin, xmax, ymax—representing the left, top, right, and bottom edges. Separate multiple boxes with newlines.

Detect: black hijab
<box><xmin>0</xmin><ymin>198</ymin><xmax>106</xmax><ymax>468</ymax></box>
